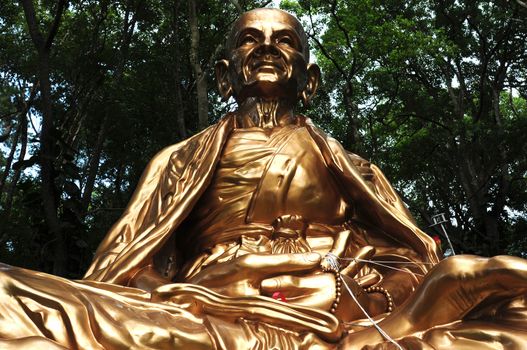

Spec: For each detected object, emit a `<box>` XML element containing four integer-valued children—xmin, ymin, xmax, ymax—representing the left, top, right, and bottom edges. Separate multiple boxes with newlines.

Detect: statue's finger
<box><xmin>260</xmin><ymin>275</ymin><xmax>299</xmax><ymax>293</ymax></box>
<box><xmin>355</xmin><ymin>273</ymin><xmax>381</xmax><ymax>287</ymax></box>
<box><xmin>239</xmin><ymin>252</ymin><xmax>321</xmax><ymax>275</ymax></box>
<box><xmin>260</xmin><ymin>273</ymin><xmax>332</xmax><ymax>293</ymax></box>
<box><xmin>340</xmin><ymin>245</ymin><xmax>376</xmax><ymax>277</ymax></box>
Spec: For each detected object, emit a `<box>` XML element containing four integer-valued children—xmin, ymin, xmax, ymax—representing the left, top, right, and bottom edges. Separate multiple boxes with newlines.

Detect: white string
<box><xmin>323</xmin><ymin>252</ymin><xmax>341</xmax><ymax>271</ymax></box>
<box><xmin>339</xmin><ymin>274</ymin><xmax>404</xmax><ymax>350</ymax></box>
<box><xmin>337</xmin><ymin>258</ymin><xmax>436</xmax><ymax>265</ymax></box>
<box><xmin>342</xmin><ymin>258</ymin><xmax>426</xmax><ymax>277</ymax></box>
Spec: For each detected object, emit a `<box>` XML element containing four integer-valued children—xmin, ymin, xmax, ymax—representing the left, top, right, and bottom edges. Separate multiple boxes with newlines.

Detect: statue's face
<box><xmin>222</xmin><ymin>9</ymin><xmax>311</xmax><ymax>102</ymax></box>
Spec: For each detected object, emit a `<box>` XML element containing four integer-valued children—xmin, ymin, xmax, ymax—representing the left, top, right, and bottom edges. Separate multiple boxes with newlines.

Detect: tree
<box><xmin>283</xmin><ymin>0</ymin><xmax>527</xmax><ymax>256</ymax></box>
<box><xmin>20</xmin><ymin>0</ymin><xmax>69</xmax><ymax>274</ymax></box>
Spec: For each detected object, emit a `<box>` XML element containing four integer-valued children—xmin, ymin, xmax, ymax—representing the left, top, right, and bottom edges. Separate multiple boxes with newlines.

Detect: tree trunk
<box><xmin>20</xmin><ymin>0</ymin><xmax>68</xmax><ymax>275</ymax></box>
<box><xmin>4</xmin><ymin>114</ymin><xmax>28</xmax><ymax>216</ymax></box>
<box><xmin>342</xmin><ymin>83</ymin><xmax>360</xmax><ymax>149</ymax></box>
<box><xmin>81</xmin><ymin>115</ymin><xmax>107</xmax><ymax>215</ymax></box>
<box><xmin>39</xmin><ymin>53</ymin><xmax>67</xmax><ymax>275</ymax></box>
<box><xmin>113</xmin><ymin>161</ymin><xmax>124</xmax><ymax>207</ymax></box>
<box><xmin>79</xmin><ymin>1</ymin><xmax>137</xmax><ymax>218</ymax></box>
<box><xmin>189</xmin><ymin>0</ymin><xmax>208</xmax><ymax>129</ymax></box>
<box><xmin>0</xmin><ymin>118</ymin><xmax>22</xmax><ymax>197</ymax></box>
<box><xmin>172</xmin><ymin>0</ymin><xmax>187</xmax><ymax>139</ymax></box>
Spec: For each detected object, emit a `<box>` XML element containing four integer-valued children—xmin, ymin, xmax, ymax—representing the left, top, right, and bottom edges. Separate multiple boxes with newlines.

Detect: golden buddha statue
<box><xmin>1</xmin><ymin>8</ymin><xmax>527</xmax><ymax>350</ymax></box>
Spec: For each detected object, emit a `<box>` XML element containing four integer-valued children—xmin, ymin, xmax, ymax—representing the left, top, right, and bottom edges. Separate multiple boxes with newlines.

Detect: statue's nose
<box><xmin>254</xmin><ymin>42</ymin><xmax>280</xmax><ymax>59</ymax></box>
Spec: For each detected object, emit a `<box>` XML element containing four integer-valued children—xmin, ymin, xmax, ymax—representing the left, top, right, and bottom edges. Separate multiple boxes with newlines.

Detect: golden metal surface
<box><xmin>1</xmin><ymin>8</ymin><xmax>527</xmax><ymax>349</ymax></box>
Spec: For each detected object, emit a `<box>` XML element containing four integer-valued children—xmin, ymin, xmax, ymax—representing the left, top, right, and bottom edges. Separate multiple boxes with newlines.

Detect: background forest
<box><xmin>0</xmin><ymin>0</ymin><xmax>526</xmax><ymax>278</ymax></box>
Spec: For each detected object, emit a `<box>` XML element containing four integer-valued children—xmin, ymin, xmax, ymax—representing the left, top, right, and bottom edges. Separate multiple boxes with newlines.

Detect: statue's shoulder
<box><xmin>153</xmin><ymin>114</ymin><xmax>235</xmax><ymax>168</ymax></box>
<box><xmin>299</xmin><ymin>115</ymin><xmax>371</xmax><ymax>169</ymax></box>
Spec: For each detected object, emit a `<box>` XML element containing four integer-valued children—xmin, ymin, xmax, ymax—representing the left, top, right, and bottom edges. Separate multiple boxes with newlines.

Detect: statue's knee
<box><xmin>436</xmin><ymin>255</ymin><xmax>527</xmax><ymax>286</ymax></box>
<box><xmin>439</xmin><ymin>255</ymin><xmax>474</xmax><ymax>270</ymax></box>
<box><xmin>435</xmin><ymin>255</ymin><xmax>481</xmax><ymax>281</ymax></box>
<box><xmin>488</xmin><ymin>255</ymin><xmax>527</xmax><ymax>270</ymax></box>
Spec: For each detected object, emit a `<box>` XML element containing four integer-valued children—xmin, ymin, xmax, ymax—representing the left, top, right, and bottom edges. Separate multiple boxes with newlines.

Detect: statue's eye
<box><xmin>240</xmin><ymin>35</ymin><xmax>257</xmax><ymax>46</ymax></box>
<box><xmin>277</xmin><ymin>36</ymin><xmax>294</xmax><ymax>48</ymax></box>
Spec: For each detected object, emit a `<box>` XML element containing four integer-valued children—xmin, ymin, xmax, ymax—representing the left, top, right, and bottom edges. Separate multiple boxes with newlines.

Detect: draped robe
<box><xmin>84</xmin><ymin>114</ymin><xmax>438</xmax><ymax>285</ymax></box>
<box><xmin>1</xmin><ymin>114</ymin><xmax>526</xmax><ymax>349</ymax></box>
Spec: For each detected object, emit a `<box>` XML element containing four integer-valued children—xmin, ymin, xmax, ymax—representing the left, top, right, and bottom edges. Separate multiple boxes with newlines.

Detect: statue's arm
<box><xmin>83</xmin><ymin>118</ymin><xmax>233</xmax><ymax>284</ymax></box>
<box><xmin>329</xmin><ymin>138</ymin><xmax>415</xmax><ymax>222</ymax></box>
<box><xmin>83</xmin><ymin>141</ymin><xmax>190</xmax><ymax>280</ymax></box>
<box><xmin>304</xmin><ymin>120</ymin><xmax>415</xmax><ymax>223</ymax></box>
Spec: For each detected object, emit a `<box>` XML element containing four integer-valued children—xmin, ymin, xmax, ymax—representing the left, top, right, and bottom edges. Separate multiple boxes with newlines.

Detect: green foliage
<box><xmin>284</xmin><ymin>0</ymin><xmax>527</xmax><ymax>256</ymax></box>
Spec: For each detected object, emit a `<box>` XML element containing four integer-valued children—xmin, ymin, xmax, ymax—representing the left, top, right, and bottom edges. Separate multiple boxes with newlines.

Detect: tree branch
<box><xmin>228</xmin><ymin>0</ymin><xmax>243</xmax><ymax>14</ymax></box>
<box><xmin>19</xmin><ymin>0</ymin><xmax>45</xmax><ymax>50</ymax></box>
<box><xmin>516</xmin><ymin>0</ymin><xmax>527</xmax><ymax>9</ymax></box>
<box><xmin>44</xmin><ymin>0</ymin><xmax>68</xmax><ymax>51</ymax></box>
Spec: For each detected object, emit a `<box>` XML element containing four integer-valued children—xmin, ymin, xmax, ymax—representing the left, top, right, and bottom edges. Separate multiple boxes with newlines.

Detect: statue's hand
<box><xmin>187</xmin><ymin>252</ymin><xmax>322</xmax><ymax>298</ymax></box>
<box><xmin>260</xmin><ymin>272</ymin><xmax>338</xmax><ymax>311</ymax></box>
<box><xmin>187</xmin><ymin>250</ymin><xmax>385</xmax><ymax>315</ymax></box>
<box><xmin>256</xmin><ymin>245</ymin><xmax>387</xmax><ymax>316</ymax></box>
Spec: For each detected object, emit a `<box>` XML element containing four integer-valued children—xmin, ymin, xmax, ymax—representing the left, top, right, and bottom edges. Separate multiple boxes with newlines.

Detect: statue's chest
<box><xmin>215</xmin><ymin>126</ymin><xmax>349</xmax><ymax>225</ymax></box>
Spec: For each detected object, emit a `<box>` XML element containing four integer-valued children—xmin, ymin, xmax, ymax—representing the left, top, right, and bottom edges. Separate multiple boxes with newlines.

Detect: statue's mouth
<box><xmin>251</xmin><ymin>59</ymin><xmax>284</xmax><ymax>73</ymax></box>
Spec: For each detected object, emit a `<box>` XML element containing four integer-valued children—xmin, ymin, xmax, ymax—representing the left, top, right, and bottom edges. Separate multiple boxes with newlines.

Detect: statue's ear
<box><xmin>301</xmin><ymin>63</ymin><xmax>320</xmax><ymax>106</ymax></box>
<box><xmin>215</xmin><ymin>59</ymin><xmax>233</xmax><ymax>101</ymax></box>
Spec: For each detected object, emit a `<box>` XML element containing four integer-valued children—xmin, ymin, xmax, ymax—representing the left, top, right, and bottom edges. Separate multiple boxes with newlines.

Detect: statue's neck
<box><xmin>235</xmin><ymin>97</ymin><xmax>295</xmax><ymax>129</ymax></box>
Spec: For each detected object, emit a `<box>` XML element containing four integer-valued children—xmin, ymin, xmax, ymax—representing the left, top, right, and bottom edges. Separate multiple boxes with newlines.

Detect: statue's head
<box><xmin>216</xmin><ymin>8</ymin><xmax>320</xmax><ymax>106</ymax></box>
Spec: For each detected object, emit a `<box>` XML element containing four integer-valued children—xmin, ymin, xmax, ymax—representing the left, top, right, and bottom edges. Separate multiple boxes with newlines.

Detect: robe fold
<box><xmin>4</xmin><ymin>115</ymin><xmax>524</xmax><ymax>349</ymax></box>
